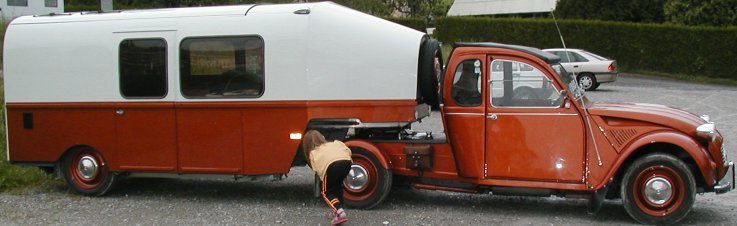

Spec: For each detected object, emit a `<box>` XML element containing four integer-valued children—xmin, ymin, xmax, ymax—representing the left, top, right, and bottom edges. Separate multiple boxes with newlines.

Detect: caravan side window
<box><xmin>119</xmin><ymin>39</ymin><xmax>168</xmax><ymax>98</ymax></box>
<box><xmin>180</xmin><ymin>36</ymin><xmax>264</xmax><ymax>98</ymax></box>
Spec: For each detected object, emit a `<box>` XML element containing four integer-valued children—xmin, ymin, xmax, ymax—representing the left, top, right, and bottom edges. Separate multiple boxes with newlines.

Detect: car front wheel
<box><xmin>621</xmin><ymin>153</ymin><xmax>696</xmax><ymax>225</ymax></box>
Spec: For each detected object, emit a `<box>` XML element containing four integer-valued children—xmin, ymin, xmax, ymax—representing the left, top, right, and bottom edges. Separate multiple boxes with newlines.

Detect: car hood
<box><xmin>587</xmin><ymin>102</ymin><xmax>706</xmax><ymax>136</ymax></box>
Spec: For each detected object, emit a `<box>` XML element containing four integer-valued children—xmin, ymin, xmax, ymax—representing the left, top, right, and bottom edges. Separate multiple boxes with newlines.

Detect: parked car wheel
<box><xmin>621</xmin><ymin>153</ymin><xmax>695</xmax><ymax>225</ymax></box>
<box><xmin>578</xmin><ymin>73</ymin><xmax>597</xmax><ymax>91</ymax></box>
<box><xmin>342</xmin><ymin>147</ymin><xmax>392</xmax><ymax>209</ymax></box>
<box><xmin>60</xmin><ymin>146</ymin><xmax>116</xmax><ymax>196</ymax></box>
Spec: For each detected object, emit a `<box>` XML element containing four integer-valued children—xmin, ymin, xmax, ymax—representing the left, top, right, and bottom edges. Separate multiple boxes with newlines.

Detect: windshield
<box><xmin>551</xmin><ymin>63</ymin><xmax>584</xmax><ymax>99</ymax></box>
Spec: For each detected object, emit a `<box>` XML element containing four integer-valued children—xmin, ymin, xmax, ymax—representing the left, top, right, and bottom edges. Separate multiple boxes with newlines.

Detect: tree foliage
<box><xmin>664</xmin><ymin>0</ymin><xmax>737</xmax><ymax>26</ymax></box>
<box><xmin>432</xmin><ymin>17</ymin><xmax>737</xmax><ymax>79</ymax></box>
<box><xmin>554</xmin><ymin>0</ymin><xmax>665</xmax><ymax>23</ymax></box>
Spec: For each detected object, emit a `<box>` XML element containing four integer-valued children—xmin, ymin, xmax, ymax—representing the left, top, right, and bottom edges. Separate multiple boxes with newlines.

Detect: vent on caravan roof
<box><xmin>294</xmin><ymin>8</ymin><xmax>311</xmax><ymax>14</ymax></box>
<box><xmin>80</xmin><ymin>10</ymin><xmax>123</xmax><ymax>15</ymax></box>
<box><xmin>34</xmin><ymin>12</ymin><xmax>73</xmax><ymax>17</ymax></box>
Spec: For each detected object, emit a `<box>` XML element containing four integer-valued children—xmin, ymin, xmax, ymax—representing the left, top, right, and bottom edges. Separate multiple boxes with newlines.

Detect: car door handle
<box><xmin>573</xmin><ymin>65</ymin><xmax>579</xmax><ymax>68</ymax></box>
<box><xmin>488</xmin><ymin>114</ymin><xmax>497</xmax><ymax>120</ymax></box>
<box><xmin>116</xmin><ymin>109</ymin><xmax>125</xmax><ymax>116</ymax></box>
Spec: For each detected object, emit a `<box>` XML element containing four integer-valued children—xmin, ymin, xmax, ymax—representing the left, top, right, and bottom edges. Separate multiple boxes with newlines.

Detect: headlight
<box><xmin>696</xmin><ymin>122</ymin><xmax>716</xmax><ymax>141</ymax></box>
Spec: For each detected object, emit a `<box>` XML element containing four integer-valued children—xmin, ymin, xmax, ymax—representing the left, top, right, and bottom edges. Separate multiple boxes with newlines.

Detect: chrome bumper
<box><xmin>715</xmin><ymin>161</ymin><xmax>735</xmax><ymax>194</ymax></box>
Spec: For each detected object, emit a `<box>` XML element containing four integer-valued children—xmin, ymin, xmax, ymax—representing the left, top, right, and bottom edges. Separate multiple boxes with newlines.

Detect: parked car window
<box><xmin>553</xmin><ymin>51</ymin><xmax>572</xmax><ymax>63</ymax></box>
<box><xmin>569</xmin><ymin>52</ymin><xmax>589</xmax><ymax>62</ymax></box>
<box><xmin>180</xmin><ymin>36</ymin><xmax>264</xmax><ymax>98</ymax></box>
<box><xmin>490</xmin><ymin>60</ymin><xmax>561</xmax><ymax>108</ymax></box>
<box><xmin>119</xmin><ymin>39</ymin><xmax>167</xmax><ymax>98</ymax></box>
<box><xmin>451</xmin><ymin>59</ymin><xmax>482</xmax><ymax>106</ymax></box>
<box><xmin>580</xmin><ymin>51</ymin><xmax>608</xmax><ymax>61</ymax></box>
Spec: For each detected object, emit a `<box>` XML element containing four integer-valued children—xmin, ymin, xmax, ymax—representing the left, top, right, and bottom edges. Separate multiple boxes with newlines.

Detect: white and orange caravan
<box><xmin>3</xmin><ymin>2</ymin><xmax>442</xmax><ymax>206</ymax></box>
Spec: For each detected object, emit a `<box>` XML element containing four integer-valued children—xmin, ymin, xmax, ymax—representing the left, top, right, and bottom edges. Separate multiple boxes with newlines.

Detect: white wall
<box><xmin>447</xmin><ymin>0</ymin><xmax>557</xmax><ymax>16</ymax></box>
<box><xmin>1</xmin><ymin>0</ymin><xmax>64</xmax><ymax>21</ymax></box>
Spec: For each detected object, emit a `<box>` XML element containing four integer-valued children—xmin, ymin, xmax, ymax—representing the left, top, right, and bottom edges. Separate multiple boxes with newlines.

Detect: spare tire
<box><xmin>417</xmin><ymin>38</ymin><xmax>443</xmax><ymax>109</ymax></box>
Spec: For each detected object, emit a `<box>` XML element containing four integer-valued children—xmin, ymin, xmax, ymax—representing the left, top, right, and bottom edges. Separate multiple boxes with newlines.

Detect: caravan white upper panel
<box><xmin>4</xmin><ymin>2</ymin><xmax>425</xmax><ymax>103</ymax></box>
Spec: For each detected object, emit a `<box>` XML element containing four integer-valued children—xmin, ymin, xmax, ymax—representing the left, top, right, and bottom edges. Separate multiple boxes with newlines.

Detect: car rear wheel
<box><xmin>621</xmin><ymin>153</ymin><xmax>695</xmax><ymax>225</ymax></box>
<box><xmin>342</xmin><ymin>147</ymin><xmax>392</xmax><ymax>209</ymax></box>
<box><xmin>578</xmin><ymin>73</ymin><xmax>598</xmax><ymax>91</ymax></box>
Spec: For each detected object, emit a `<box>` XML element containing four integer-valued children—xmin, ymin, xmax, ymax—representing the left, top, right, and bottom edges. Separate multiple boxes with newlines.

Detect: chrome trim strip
<box><xmin>445</xmin><ymin>112</ymin><xmax>485</xmax><ymax>116</ymax></box>
<box><xmin>489</xmin><ymin>104</ymin><xmax>563</xmax><ymax>109</ymax></box>
<box><xmin>487</xmin><ymin>113</ymin><xmax>579</xmax><ymax>116</ymax></box>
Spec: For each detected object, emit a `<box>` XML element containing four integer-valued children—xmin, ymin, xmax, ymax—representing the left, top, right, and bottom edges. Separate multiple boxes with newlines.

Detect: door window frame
<box><xmin>488</xmin><ymin>57</ymin><xmax>564</xmax><ymax>109</ymax></box>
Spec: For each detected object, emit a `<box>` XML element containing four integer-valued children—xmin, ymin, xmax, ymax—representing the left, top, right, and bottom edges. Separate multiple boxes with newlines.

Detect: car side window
<box><xmin>490</xmin><ymin>60</ymin><xmax>562</xmax><ymax>108</ymax></box>
<box><xmin>451</xmin><ymin>59</ymin><xmax>482</xmax><ymax>106</ymax></box>
<box><xmin>554</xmin><ymin>51</ymin><xmax>571</xmax><ymax>63</ymax></box>
<box><xmin>570</xmin><ymin>52</ymin><xmax>589</xmax><ymax>62</ymax></box>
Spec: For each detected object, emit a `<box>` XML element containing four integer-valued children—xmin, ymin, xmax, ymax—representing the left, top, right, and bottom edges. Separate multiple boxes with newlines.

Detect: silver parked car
<box><xmin>543</xmin><ymin>48</ymin><xmax>618</xmax><ymax>91</ymax></box>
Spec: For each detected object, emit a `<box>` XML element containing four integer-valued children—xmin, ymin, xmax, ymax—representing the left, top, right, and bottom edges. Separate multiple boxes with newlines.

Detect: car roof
<box><xmin>542</xmin><ymin>48</ymin><xmax>583</xmax><ymax>52</ymax></box>
<box><xmin>455</xmin><ymin>42</ymin><xmax>560</xmax><ymax>64</ymax></box>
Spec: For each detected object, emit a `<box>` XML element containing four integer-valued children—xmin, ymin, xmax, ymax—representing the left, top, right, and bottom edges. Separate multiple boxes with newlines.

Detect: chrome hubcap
<box><xmin>644</xmin><ymin>177</ymin><xmax>673</xmax><ymax>205</ymax></box>
<box><xmin>579</xmin><ymin>76</ymin><xmax>593</xmax><ymax>89</ymax></box>
<box><xmin>345</xmin><ymin>164</ymin><xmax>368</xmax><ymax>190</ymax></box>
<box><xmin>77</xmin><ymin>156</ymin><xmax>99</xmax><ymax>179</ymax></box>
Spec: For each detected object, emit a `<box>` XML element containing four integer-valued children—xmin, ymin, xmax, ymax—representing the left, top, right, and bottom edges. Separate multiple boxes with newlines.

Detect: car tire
<box><xmin>578</xmin><ymin>73</ymin><xmax>597</xmax><ymax>91</ymax></box>
<box><xmin>342</xmin><ymin>147</ymin><xmax>393</xmax><ymax>209</ymax></box>
<box><xmin>621</xmin><ymin>153</ymin><xmax>696</xmax><ymax>225</ymax></box>
<box><xmin>60</xmin><ymin>146</ymin><xmax>116</xmax><ymax>196</ymax></box>
<box><xmin>417</xmin><ymin>38</ymin><xmax>443</xmax><ymax>109</ymax></box>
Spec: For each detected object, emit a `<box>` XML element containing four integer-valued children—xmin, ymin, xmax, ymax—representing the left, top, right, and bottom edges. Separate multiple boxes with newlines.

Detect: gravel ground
<box><xmin>2</xmin><ymin>73</ymin><xmax>737</xmax><ymax>225</ymax></box>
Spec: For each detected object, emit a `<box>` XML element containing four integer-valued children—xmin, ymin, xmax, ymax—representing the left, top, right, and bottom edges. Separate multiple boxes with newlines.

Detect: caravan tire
<box><xmin>60</xmin><ymin>146</ymin><xmax>116</xmax><ymax>196</ymax></box>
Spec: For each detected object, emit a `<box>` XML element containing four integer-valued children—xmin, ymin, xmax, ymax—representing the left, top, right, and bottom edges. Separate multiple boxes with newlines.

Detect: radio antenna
<box><xmin>549</xmin><ymin>8</ymin><xmax>603</xmax><ymax>167</ymax></box>
<box><xmin>550</xmin><ymin>10</ymin><xmax>567</xmax><ymax>50</ymax></box>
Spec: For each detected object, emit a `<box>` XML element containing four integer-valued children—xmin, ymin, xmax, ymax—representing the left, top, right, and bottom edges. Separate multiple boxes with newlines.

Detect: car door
<box><xmin>443</xmin><ymin>54</ymin><xmax>486</xmax><ymax>178</ymax></box>
<box><xmin>115</xmin><ymin>31</ymin><xmax>178</xmax><ymax>172</ymax></box>
<box><xmin>484</xmin><ymin>56</ymin><xmax>585</xmax><ymax>182</ymax></box>
<box><xmin>551</xmin><ymin>51</ymin><xmax>574</xmax><ymax>74</ymax></box>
